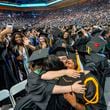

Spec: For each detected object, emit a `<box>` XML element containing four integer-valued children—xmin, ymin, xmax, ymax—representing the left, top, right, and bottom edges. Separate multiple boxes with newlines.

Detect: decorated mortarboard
<box><xmin>86</xmin><ymin>53</ymin><xmax>106</xmax><ymax>64</ymax></box>
<box><xmin>29</xmin><ymin>48</ymin><xmax>49</xmax><ymax>62</ymax></box>
<box><xmin>86</xmin><ymin>36</ymin><xmax>107</xmax><ymax>53</ymax></box>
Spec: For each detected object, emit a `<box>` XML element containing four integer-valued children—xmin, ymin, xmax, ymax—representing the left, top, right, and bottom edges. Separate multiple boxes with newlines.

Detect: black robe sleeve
<box><xmin>0</xmin><ymin>42</ymin><xmax>20</xmax><ymax>90</ymax></box>
<box><xmin>26</xmin><ymin>72</ymin><xmax>56</xmax><ymax>110</ymax></box>
<box><xmin>58</xmin><ymin>73</ymin><xmax>107</xmax><ymax>110</ymax></box>
<box><xmin>85</xmin><ymin>53</ymin><xmax>110</xmax><ymax>89</ymax></box>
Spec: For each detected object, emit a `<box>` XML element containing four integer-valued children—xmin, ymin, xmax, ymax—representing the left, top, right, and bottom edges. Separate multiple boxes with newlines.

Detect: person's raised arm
<box><xmin>0</xmin><ymin>27</ymin><xmax>12</xmax><ymax>42</ymax></box>
<box><xmin>41</xmin><ymin>69</ymin><xmax>80</xmax><ymax>80</ymax></box>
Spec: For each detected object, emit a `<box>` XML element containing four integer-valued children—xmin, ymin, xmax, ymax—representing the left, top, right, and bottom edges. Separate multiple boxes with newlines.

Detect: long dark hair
<box><xmin>43</xmin><ymin>55</ymin><xmax>66</xmax><ymax>71</ymax></box>
<box><xmin>11</xmin><ymin>32</ymin><xmax>25</xmax><ymax>45</ymax></box>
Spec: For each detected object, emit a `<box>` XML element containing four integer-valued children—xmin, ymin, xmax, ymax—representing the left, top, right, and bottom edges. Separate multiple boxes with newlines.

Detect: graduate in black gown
<box><xmin>16</xmin><ymin>48</ymin><xmax>86</xmax><ymax>110</ymax></box>
<box><xmin>86</xmin><ymin>35</ymin><xmax>110</xmax><ymax>89</ymax></box>
<box><xmin>0</xmin><ymin>28</ymin><xmax>21</xmax><ymax>90</ymax></box>
<box><xmin>46</xmin><ymin>46</ymin><xmax>107</xmax><ymax>110</ymax></box>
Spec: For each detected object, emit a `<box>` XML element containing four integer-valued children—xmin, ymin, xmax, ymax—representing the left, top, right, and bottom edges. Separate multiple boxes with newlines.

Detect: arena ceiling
<box><xmin>0</xmin><ymin>0</ymin><xmax>64</xmax><ymax>7</ymax></box>
<box><xmin>2</xmin><ymin>0</ymin><xmax>54</xmax><ymax>4</ymax></box>
<box><xmin>0</xmin><ymin>0</ymin><xmax>87</xmax><ymax>11</ymax></box>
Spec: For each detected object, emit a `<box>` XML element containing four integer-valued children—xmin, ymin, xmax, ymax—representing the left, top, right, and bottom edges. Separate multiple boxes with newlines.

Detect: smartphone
<box><xmin>6</xmin><ymin>23</ymin><xmax>13</xmax><ymax>31</ymax></box>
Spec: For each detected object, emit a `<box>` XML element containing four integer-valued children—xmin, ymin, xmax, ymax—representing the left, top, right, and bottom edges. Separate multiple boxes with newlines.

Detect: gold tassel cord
<box><xmin>83</xmin><ymin>77</ymin><xmax>99</xmax><ymax>105</ymax></box>
<box><xmin>75</xmin><ymin>50</ymin><xmax>99</xmax><ymax>105</ymax></box>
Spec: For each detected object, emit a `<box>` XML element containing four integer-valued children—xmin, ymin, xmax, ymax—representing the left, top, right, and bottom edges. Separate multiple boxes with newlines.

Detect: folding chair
<box><xmin>0</xmin><ymin>89</ymin><xmax>13</xmax><ymax>110</ymax></box>
<box><xmin>0</xmin><ymin>89</ymin><xmax>11</xmax><ymax>101</ymax></box>
<box><xmin>10</xmin><ymin>80</ymin><xmax>27</xmax><ymax>108</ymax></box>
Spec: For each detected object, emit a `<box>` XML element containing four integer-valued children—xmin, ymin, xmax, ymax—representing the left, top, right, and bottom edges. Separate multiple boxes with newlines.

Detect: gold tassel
<box><xmin>86</xmin><ymin>46</ymin><xmax>92</xmax><ymax>54</ymax></box>
<box><xmin>76</xmin><ymin>50</ymin><xmax>84</xmax><ymax>72</ymax></box>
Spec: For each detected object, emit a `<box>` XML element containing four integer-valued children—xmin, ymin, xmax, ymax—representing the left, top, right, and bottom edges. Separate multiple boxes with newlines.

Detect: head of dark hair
<box><xmin>11</xmin><ymin>32</ymin><xmax>25</xmax><ymax>45</ymax></box>
<box><xmin>43</xmin><ymin>55</ymin><xmax>66</xmax><ymax>71</ymax></box>
<box><xmin>31</xmin><ymin>55</ymin><xmax>66</xmax><ymax>72</ymax></box>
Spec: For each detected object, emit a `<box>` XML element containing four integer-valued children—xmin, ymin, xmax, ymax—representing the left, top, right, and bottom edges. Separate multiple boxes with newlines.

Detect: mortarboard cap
<box><xmin>29</xmin><ymin>48</ymin><xmax>49</xmax><ymax>62</ymax></box>
<box><xmin>86</xmin><ymin>36</ymin><xmax>107</xmax><ymax>53</ymax></box>
<box><xmin>49</xmin><ymin>45</ymin><xmax>76</xmax><ymax>60</ymax></box>
<box><xmin>49</xmin><ymin>46</ymin><xmax>67</xmax><ymax>57</ymax></box>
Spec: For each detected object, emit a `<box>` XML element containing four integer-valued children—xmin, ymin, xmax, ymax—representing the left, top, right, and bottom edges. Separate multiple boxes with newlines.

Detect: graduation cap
<box><xmin>86</xmin><ymin>36</ymin><xmax>107</xmax><ymax>53</ymax></box>
<box><xmin>49</xmin><ymin>46</ymin><xmax>67</xmax><ymax>57</ymax></box>
<box><xmin>29</xmin><ymin>48</ymin><xmax>49</xmax><ymax>62</ymax></box>
<box><xmin>49</xmin><ymin>45</ymin><xmax>76</xmax><ymax>59</ymax></box>
<box><xmin>86</xmin><ymin>53</ymin><xmax>106</xmax><ymax>64</ymax></box>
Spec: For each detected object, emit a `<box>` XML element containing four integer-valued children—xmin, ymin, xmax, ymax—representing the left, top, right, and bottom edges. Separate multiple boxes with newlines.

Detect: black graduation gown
<box><xmin>25</xmin><ymin>72</ymin><xmax>73</xmax><ymax>110</ymax></box>
<box><xmin>58</xmin><ymin>72</ymin><xmax>107</xmax><ymax>110</ymax></box>
<box><xmin>85</xmin><ymin>53</ymin><xmax>110</xmax><ymax>89</ymax></box>
<box><xmin>0</xmin><ymin>42</ymin><xmax>21</xmax><ymax>90</ymax></box>
<box><xmin>15</xmin><ymin>94</ymin><xmax>38</xmax><ymax>110</ymax></box>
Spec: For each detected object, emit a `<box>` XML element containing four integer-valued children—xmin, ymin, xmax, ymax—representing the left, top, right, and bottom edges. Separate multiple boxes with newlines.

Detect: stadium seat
<box><xmin>0</xmin><ymin>89</ymin><xmax>11</xmax><ymax>101</ymax></box>
<box><xmin>10</xmin><ymin>80</ymin><xmax>27</xmax><ymax>108</ymax></box>
<box><xmin>0</xmin><ymin>89</ymin><xmax>14</xmax><ymax>110</ymax></box>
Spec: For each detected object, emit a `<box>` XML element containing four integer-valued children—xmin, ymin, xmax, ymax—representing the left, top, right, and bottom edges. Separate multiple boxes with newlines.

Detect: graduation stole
<box><xmin>34</xmin><ymin>69</ymin><xmax>45</xmax><ymax>75</ymax></box>
<box><xmin>76</xmin><ymin>51</ymin><xmax>99</xmax><ymax>105</ymax></box>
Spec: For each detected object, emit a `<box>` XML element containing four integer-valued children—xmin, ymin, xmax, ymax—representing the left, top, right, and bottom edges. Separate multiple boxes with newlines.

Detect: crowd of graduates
<box><xmin>0</xmin><ymin>1</ymin><xmax>110</xmax><ymax>110</ymax></box>
<box><xmin>0</xmin><ymin>21</ymin><xmax>110</xmax><ymax>109</ymax></box>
